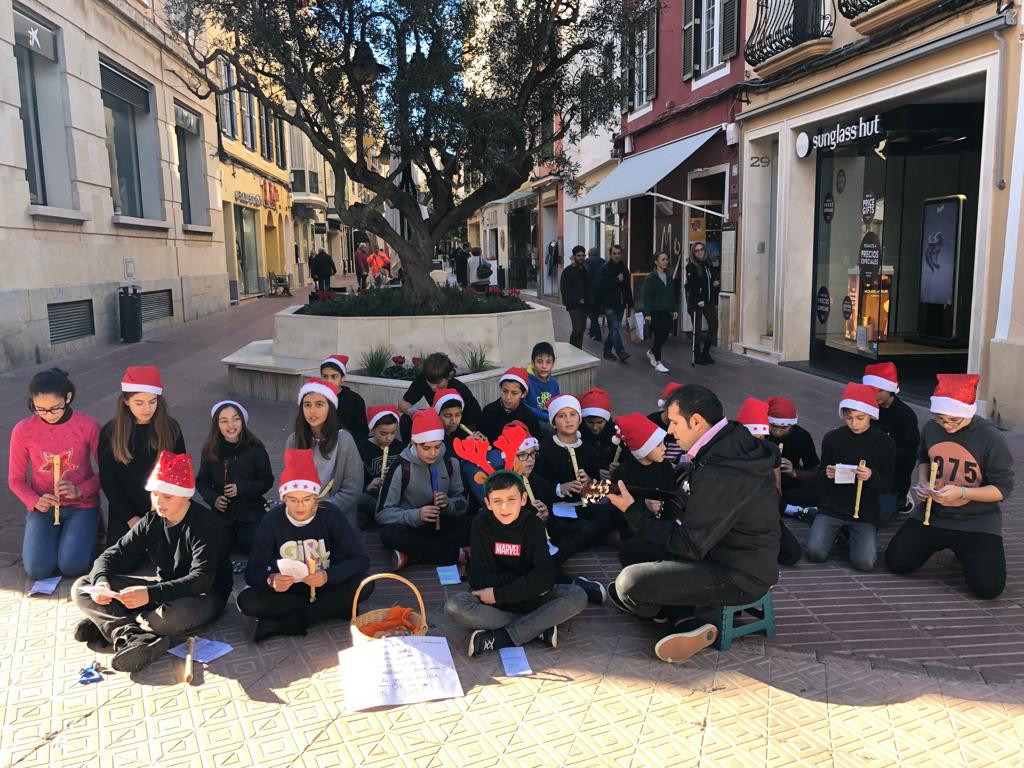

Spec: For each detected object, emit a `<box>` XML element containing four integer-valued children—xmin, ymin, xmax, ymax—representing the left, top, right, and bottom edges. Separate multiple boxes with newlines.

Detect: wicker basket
<box><xmin>350</xmin><ymin>573</ymin><xmax>428</xmax><ymax>644</ymax></box>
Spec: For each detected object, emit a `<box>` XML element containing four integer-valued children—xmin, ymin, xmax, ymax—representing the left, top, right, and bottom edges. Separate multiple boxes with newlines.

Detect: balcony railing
<box><xmin>745</xmin><ymin>0</ymin><xmax>837</xmax><ymax>69</ymax></box>
<box><xmin>839</xmin><ymin>0</ymin><xmax>970</xmax><ymax>35</ymax></box>
<box><xmin>839</xmin><ymin>0</ymin><xmax>888</xmax><ymax>15</ymax></box>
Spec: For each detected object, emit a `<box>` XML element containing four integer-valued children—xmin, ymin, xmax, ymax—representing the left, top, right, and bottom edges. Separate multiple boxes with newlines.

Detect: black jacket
<box><xmin>478</xmin><ymin>399</ymin><xmax>543</xmax><ymax>443</ymax></box>
<box><xmin>581</xmin><ymin>420</ymin><xmax>620</xmax><ymax>471</ymax></box>
<box><xmin>338</xmin><ymin>387</ymin><xmax>368</xmax><ymax>442</ymax></box>
<box><xmin>312</xmin><ymin>251</ymin><xmax>337</xmax><ymax>279</ymax></box>
<box><xmin>875</xmin><ymin>396</ymin><xmax>920</xmax><ymax>497</ymax></box>
<box><xmin>597</xmin><ymin>259</ymin><xmax>634</xmax><ymax>312</ymax></box>
<box><xmin>685</xmin><ymin>258</ymin><xmax>720</xmax><ymax>309</ymax></box>
<box><xmin>560</xmin><ymin>262</ymin><xmax>592</xmax><ymax>309</ymax></box>
<box><xmin>195</xmin><ymin>438</ymin><xmax>274</xmax><ymax>524</ymax></box>
<box><xmin>584</xmin><ymin>254</ymin><xmax>605</xmax><ymax>291</ymax></box>
<box><xmin>90</xmin><ymin>502</ymin><xmax>233</xmax><ymax>604</ymax></box>
<box><xmin>621</xmin><ymin>421</ymin><xmax>780</xmax><ymax>596</ymax></box>
<box><xmin>467</xmin><ymin>508</ymin><xmax>555</xmax><ymax>611</ymax></box>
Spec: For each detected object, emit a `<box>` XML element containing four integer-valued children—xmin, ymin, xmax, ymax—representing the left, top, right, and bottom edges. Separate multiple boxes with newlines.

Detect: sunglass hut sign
<box><xmin>795</xmin><ymin>115</ymin><xmax>882</xmax><ymax>157</ymax></box>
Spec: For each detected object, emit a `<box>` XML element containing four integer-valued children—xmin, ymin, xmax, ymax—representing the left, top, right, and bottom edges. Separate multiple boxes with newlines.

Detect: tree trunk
<box><xmin>393</xmin><ymin>233</ymin><xmax>440</xmax><ymax>307</ymax></box>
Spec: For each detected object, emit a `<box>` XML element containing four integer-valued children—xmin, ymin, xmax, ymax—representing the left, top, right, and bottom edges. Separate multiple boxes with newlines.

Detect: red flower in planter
<box><xmin>393</xmin><ymin>355</ymin><xmax>406</xmax><ymax>365</ymax></box>
<box><xmin>487</xmin><ymin>285</ymin><xmax>500</xmax><ymax>295</ymax></box>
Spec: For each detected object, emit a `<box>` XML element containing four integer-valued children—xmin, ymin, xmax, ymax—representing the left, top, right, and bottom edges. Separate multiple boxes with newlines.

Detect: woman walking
<box><xmin>643</xmin><ymin>252</ymin><xmax>678</xmax><ymax>373</ymax></box>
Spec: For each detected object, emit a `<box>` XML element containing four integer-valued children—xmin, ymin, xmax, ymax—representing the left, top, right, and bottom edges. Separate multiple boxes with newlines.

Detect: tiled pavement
<box><xmin>1</xmin><ymin>287</ymin><xmax>1023</xmax><ymax>767</ymax></box>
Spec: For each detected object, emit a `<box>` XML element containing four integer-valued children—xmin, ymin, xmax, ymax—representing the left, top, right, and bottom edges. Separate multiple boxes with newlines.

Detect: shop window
<box><xmin>683</xmin><ymin>0</ymin><xmax>739</xmax><ymax>81</ymax></box>
<box><xmin>174</xmin><ymin>103</ymin><xmax>208</xmax><ymax>226</ymax></box>
<box><xmin>217</xmin><ymin>58</ymin><xmax>236</xmax><ymax>140</ymax></box>
<box><xmin>14</xmin><ymin>8</ymin><xmax>73</xmax><ymax>208</ymax></box>
<box><xmin>240</xmin><ymin>91</ymin><xmax>256</xmax><ymax>150</ymax></box>
<box><xmin>101</xmin><ymin>60</ymin><xmax>159</xmax><ymax>219</ymax></box>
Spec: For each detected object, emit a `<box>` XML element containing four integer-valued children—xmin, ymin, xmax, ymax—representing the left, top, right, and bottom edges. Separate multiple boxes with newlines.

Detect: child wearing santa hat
<box><xmin>195</xmin><ymin>400</ymin><xmax>274</xmax><ymax>556</ymax></box>
<box><xmin>377</xmin><ymin>409</ymin><xmax>471</xmax><ymax>570</ymax></box>
<box><xmin>885</xmin><ymin>374</ymin><xmax>1013</xmax><ymax>599</ymax></box>
<box><xmin>478</xmin><ymin>367</ymin><xmax>542</xmax><ymax>442</ymax></box>
<box><xmin>736</xmin><ymin>398</ymin><xmax>803</xmax><ymax>567</ymax></box>
<box><xmin>355</xmin><ymin>406</ymin><xmax>405</xmax><ymax>529</ymax></box>
<box><xmin>765</xmin><ymin>395</ymin><xmax>820</xmax><ymax>519</ymax></box>
<box><xmin>647</xmin><ymin>382</ymin><xmax>686</xmax><ymax>466</ymax></box>
<box><xmin>804</xmin><ymin>383</ymin><xmax>895</xmax><ymax>572</ymax></box>
<box><xmin>237</xmin><ymin>449</ymin><xmax>371</xmax><ymax>641</ymax></box>
<box><xmin>98</xmin><ymin>366</ymin><xmax>186</xmax><ymax>546</ymax></box>
<box><xmin>285</xmin><ymin>377</ymin><xmax>364</xmax><ymax>532</ymax></box>
<box><xmin>319</xmin><ymin>354</ymin><xmax>369</xmax><ymax>440</ymax></box>
<box><xmin>72</xmin><ymin>451</ymin><xmax>232</xmax><ymax>671</ymax></box>
<box><xmin>579</xmin><ymin>387</ymin><xmax>620</xmax><ymax>476</ymax></box>
<box><xmin>862</xmin><ymin>362</ymin><xmax>920</xmax><ymax>521</ymax></box>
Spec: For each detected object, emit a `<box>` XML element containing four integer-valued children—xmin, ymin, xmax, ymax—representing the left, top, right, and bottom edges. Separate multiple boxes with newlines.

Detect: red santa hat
<box><xmin>580</xmin><ymin>387</ymin><xmax>613</xmax><ymax>420</ymax></box>
<box><xmin>297</xmin><ymin>377</ymin><xmax>339</xmax><ymax>409</ymax></box>
<box><xmin>145</xmin><ymin>450</ymin><xmax>195</xmax><ymax>497</ymax></box>
<box><xmin>616</xmin><ymin>413</ymin><xmax>666</xmax><ymax>459</ymax></box>
<box><xmin>411</xmin><ymin>409</ymin><xmax>446</xmax><ymax>444</ymax></box>
<box><xmin>499</xmin><ymin>367</ymin><xmax>529</xmax><ymax>391</ymax></box>
<box><xmin>546</xmin><ymin>394</ymin><xmax>581</xmax><ymax>425</ymax></box>
<box><xmin>766</xmin><ymin>396</ymin><xmax>798</xmax><ymax>426</ymax></box>
<box><xmin>433</xmin><ymin>388</ymin><xmax>464</xmax><ymax>413</ymax></box>
<box><xmin>863</xmin><ymin>361</ymin><xmax>899</xmax><ymax>393</ymax></box>
<box><xmin>278</xmin><ymin>448</ymin><xmax>321</xmax><ymax>497</ymax></box>
<box><xmin>121</xmin><ymin>366</ymin><xmax>163</xmax><ymax>396</ymax></box>
<box><xmin>367</xmin><ymin>405</ymin><xmax>400</xmax><ymax>431</ymax></box>
<box><xmin>321</xmin><ymin>354</ymin><xmax>349</xmax><ymax>376</ymax></box>
<box><xmin>211</xmin><ymin>399</ymin><xmax>250</xmax><ymax>424</ymax></box>
<box><xmin>736</xmin><ymin>397</ymin><xmax>770</xmax><ymax>436</ymax></box>
<box><xmin>658</xmin><ymin>381</ymin><xmax>684</xmax><ymax>409</ymax></box>
<box><xmin>930</xmin><ymin>373</ymin><xmax>979</xmax><ymax>418</ymax></box>
<box><xmin>839</xmin><ymin>382</ymin><xmax>879</xmax><ymax>419</ymax></box>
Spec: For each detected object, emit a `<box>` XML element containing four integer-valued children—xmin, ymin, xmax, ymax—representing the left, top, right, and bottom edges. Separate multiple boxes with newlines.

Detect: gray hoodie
<box><xmin>377</xmin><ymin>444</ymin><xmax>468</xmax><ymax>527</ymax></box>
<box><xmin>285</xmin><ymin>429</ymin><xmax>363</xmax><ymax>531</ymax></box>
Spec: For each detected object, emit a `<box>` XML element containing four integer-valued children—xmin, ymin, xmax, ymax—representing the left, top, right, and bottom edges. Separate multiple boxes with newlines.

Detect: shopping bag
<box><xmin>629</xmin><ymin>312</ymin><xmax>645</xmax><ymax>343</ymax></box>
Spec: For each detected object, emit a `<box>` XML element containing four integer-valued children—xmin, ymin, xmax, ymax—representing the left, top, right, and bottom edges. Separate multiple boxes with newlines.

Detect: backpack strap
<box><xmin>377</xmin><ymin>457</ymin><xmax>411</xmax><ymax>514</ymax></box>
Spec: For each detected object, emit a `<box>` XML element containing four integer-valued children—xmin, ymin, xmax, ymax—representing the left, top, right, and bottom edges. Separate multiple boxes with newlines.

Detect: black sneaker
<box><xmin>654</xmin><ymin>622</ymin><xmax>718</xmax><ymax>663</ymax></box>
<box><xmin>252</xmin><ymin>616</ymin><xmax>308</xmax><ymax>643</ymax></box>
<box><xmin>606</xmin><ymin>582</ymin><xmax>633</xmax><ymax>615</ymax></box>
<box><xmin>793</xmin><ymin>506</ymin><xmax>818</xmax><ymax>524</ymax></box>
<box><xmin>573</xmin><ymin>576</ymin><xmax>607</xmax><ymax>605</ymax></box>
<box><xmin>603</xmin><ymin>352</ymin><xmax>617</xmax><ymax>361</ymax></box>
<box><xmin>73</xmin><ymin>618</ymin><xmax>103</xmax><ymax>644</ymax></box>
<box><xmin>111</xmin><ymin>631</ymin><xmax>171</xmax><ymax>673</ymax></box>
<box><xmin>469</xmin><ymin>629</ymin><xmax>501</xmax><ymax>657</ymax></box>
<box><xmin>539</xmin><ymin>625</ymin><xmax>558</xmax><ymax>649</ymax></box>
<box><xmin>618</xmin><ymin>352</ymin><xmax>630</xmax><ymax>363</ymax></box>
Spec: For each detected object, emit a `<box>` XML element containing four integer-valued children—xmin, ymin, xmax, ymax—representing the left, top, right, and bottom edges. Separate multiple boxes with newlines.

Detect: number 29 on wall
<box><xmin>749</xmin><ymin>156</ymin><xmax>771</xmax><ymax>168</ymax></box>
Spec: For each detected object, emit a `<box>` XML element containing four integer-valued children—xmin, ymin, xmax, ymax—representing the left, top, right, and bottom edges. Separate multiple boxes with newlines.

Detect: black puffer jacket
<box><xmin>195</xmin><ymin>438</ymin><xmax>275</xmax><ymax>524</ymax></box>
<box><xmin>622</xmin><ymin>421</ymin><xmax>780</xmax><ymax>596</ymax></box>
<box><xmin>684</xmin><ymin>257</ymin><xmax>720</xmax><ymax>309</ymax></box>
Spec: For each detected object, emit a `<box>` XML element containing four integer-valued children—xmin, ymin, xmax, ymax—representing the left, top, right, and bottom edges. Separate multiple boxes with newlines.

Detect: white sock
<box><xmin>784</xmin><ymin>504</ymin><xmax>803</xmax><ymax>516</ymax></box>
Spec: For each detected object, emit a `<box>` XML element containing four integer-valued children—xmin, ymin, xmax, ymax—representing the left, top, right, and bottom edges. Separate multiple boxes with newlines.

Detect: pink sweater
<box><xmin>8</xmin><ymin>410</ymin><xmax>101</xmax><ymax>511</ymax></box>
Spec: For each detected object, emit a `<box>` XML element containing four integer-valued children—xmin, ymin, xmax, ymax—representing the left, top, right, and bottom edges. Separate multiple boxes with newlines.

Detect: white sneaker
<box><xmin>646</xmin><ymin>351</ymin><xmax>656</xmax><ymax>366</ymax></box>
<box><xmin>655</xmin><ymin>363</ymin><xmax>669</xmax><ymax>373</ymax></box>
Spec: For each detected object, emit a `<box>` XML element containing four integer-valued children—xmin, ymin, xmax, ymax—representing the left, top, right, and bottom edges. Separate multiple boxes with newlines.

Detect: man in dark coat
<box><xmin>454</xmin><ymin>241</ymin><xmax>470</xmax><ymax>288</ymax></box>
<box><xmin>312</xmin><ymin>248</ymin><xmax>336</xmax><ymax>292</ymax></box>
<box><xmin>560</xmin><ymin>245</ymin><xmax>592</xmax><ymax>349</ymax></box>
<box><xmin>606</xmin><ymin>384</ymin><xmax>780</xmax><ymax>663</ymax></box>
<box><xmin>597</xmin><ymin>244</ymin><xmax>632</xmax><ymax>362</ymax></box>
<box><xmin>584</xmin><ymin>246</ymin><xmax>605</xmax><ymax>341</ymax></box>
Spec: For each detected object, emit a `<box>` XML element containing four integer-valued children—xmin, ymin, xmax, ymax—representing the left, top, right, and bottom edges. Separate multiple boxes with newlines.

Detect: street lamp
<box><xmin>350</xmin><ymin>40</ymin><xmax>383</xmax><ymax>85</ymax></box>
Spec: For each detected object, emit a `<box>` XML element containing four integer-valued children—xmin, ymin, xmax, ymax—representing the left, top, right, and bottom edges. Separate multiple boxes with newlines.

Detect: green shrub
<box><xmin>297</xmin><ymin>285</ymin><xmax>530</xmax><ymax>317</ymax></box>
<box><xmin>359</xmin><ymin>344</ymin><xmax>394</xmax><ymax>377</ymax></box>
<box><xmin>461</xmin><ymin>343</ymin><xmax>494</xmax><ymax>373</ymax></box>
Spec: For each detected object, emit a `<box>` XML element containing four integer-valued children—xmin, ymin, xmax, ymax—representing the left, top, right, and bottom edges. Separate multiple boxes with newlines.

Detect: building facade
<box><xmin>734</xmin><ymin>0</ymin><xmax>1022</xmax><ymax>422</ymax></box>
<box><xmin>0</xmin><ymin>0</ymin><xmax>227</xmax><ymax>370</ymax></box>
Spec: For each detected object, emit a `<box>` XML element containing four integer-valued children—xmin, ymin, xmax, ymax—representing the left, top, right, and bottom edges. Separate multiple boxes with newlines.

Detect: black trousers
<box><xmin>567</xmin><ymin>308</ymin><xmax>587</xmax><ymax>348</ymax></box>
<box><xmin>588</xmin><ymin>307</ymin><xmax>602</xmax><ymax>339</ymax></box>
<box><xmin>778</xmin><ymin>520</ymin><xmax>803</xmax><ymax>566</ymax></box>
<box><xmin>356</xmin><ymin>273</ymin><xmax>367</xmax><ymax>291</ymax></box>
<box><xmin>379</xmin><ymin>515</ymin><xmax>473</xmax><ymax>564</ymax></box>
<box><xmin>650</xmin><ymin>311</ymin><xmax>671</xmax><ymax>362</ymax></box>
<box><xmin>548</xmin><ymin>516</ymin><xmax>596</xmax><ymax>578</ymax></box>
<box><xmin>691</xmin><ymin>302</ymin><xmax>718</xmax><ymax>355</ymax></box>
<box><xmin>236</xmin><ymin>573</ymin><xmax>367</xmax><ymax>626</ymax></box>
<box><xmin>228</xmin><ymin>520</ymin><xmax>260</xmax><ymax>555</ymax></box>
<box><xmin>885</xmin><ymin>518</ymin><xmax>1006</xmax><ymax>599</ymax></box>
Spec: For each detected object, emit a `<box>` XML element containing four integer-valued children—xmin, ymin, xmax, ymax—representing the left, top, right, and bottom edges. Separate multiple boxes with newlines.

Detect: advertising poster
<box><xmin>919</xmin><ymin>196</ymin><xmax>962</xmax><ymax>306</ymax></box>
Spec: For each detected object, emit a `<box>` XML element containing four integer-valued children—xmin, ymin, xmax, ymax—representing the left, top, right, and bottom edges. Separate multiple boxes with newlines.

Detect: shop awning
<box><xmin>567</xmin><ymin>127</ymin><xmax>720</xmax><ymax>212</ymax></box>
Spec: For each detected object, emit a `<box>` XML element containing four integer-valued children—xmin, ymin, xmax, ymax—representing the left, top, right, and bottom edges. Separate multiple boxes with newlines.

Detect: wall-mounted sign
<box><xmin>261</xmin><ymin>179</ymin><xmax>282</xmax><ymax>211</ymax></box>
<box><xmin>836</xmin><ymin>170</ymin><xmax>847</xmax><ymax>194</ymax></box>
<box><xmin>795</xmin><ymin>132</ymin><xmax>811</xmax><ymax>158</ymax></box>
<box><xmin>813</xmin><ymin>114</ymin><xmax>882</xmax><ymax>152</ymax></box>
<box><xmin>861</xmin><ymin>190</ymin><xmax>877</xmax><ymax>224</ymax></box>
<box><xmin>822</xmin><ymin>192</ymin><xmax>835</xmax><ymax>223</ymax></box>
<box><xmin>815</xmin><ymin>286</ymin><xmax>831</xmax><ymax>324</ymax></box>
<box><xmin>842</xmin><ymin>295</ymin><xmax>853</xmax><ymax>320</ymax></box>
<box><xmin>234</xmin><ymin>191</ymin><xmax>263</xmax><ymax>208</ymax></box>
<box><xmin>859</xmin><ymin>231</ymin><xmax>881</xmax><ymax>291</ymax></box>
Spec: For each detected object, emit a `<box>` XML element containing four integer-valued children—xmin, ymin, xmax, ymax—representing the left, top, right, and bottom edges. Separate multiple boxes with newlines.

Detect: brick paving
<box><xmin>1</xmin><ymin>287</ymin><xmax>1023</xmax><ymax>767</ymax></box>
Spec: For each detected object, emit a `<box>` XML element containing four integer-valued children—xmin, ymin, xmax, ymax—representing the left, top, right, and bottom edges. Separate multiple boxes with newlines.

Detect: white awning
<box><xmin>567</xmin><ymin>127</ymin><xmax>720</xmax><ymax>212</ymax></box>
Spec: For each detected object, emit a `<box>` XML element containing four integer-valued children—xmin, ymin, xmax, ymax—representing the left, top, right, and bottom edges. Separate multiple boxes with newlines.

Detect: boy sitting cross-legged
<box><xmin>355</xmin><ymin>405</ymin><xmax>404</xmax><ymax>529</ymax></box>
<box><xmin>444</xmin><ymin>470</ymin><xmax>587</xmax><ymax>656</ymax></box>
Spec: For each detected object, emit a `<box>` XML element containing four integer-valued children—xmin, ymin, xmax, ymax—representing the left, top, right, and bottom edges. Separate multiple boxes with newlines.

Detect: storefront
<box><xmin>483</xmin><ymin>191</ymin><xmax>538</xmax><ymax>292</ymax></box>
<box><xmin>221</xmin><ymin>168</ymin><xmax>291</xmax><ymax>300</ymax></box>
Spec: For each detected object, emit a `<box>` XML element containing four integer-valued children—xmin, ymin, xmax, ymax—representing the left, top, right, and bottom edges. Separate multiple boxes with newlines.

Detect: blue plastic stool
<box><xmin>711</xmin><ymin>592</ymin><xmax>776</xmax><ymax>651</ymax></box>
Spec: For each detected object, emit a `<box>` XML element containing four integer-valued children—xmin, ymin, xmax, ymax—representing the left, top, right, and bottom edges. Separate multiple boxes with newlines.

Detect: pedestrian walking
<box><xmin>685</xmin><ymin>242</ymin><xmax>720</xmax><ymax>366</ymax></box>
<box><xmin>643</xmin><ymin>252</ymin><xmax>678</xmax><ymax>373</ymax></box>
<box><xmin>560</xmin><ymin>245</ymin><xmax>591</xmax><ymax>349</ymax></box>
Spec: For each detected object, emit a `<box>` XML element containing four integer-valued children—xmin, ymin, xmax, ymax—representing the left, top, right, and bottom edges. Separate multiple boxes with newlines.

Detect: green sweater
<box><xmin>643</xmin><ymin>270</ymin><xmax>676</xmax><ymax>313</ymax></box>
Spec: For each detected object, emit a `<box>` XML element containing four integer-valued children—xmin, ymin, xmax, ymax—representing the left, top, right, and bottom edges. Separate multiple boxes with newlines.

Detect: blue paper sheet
<box><xmin>499</xmin><ymin>646</ymin><xmax>533</xmax><ymax>676</ymax></box>
<box><xmin>27</xmin><ymin>576</ymin><xmax>60</xmax><ymax>596</ymax></box>
<box><xmin>436</xmin><ymin>565</ymin><xmax>462</xmax><ymax>586</ymax></box>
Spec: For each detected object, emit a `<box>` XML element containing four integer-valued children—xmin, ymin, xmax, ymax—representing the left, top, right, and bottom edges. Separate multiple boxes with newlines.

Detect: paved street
<box><xmin>1</xmin><ymin>293</ymin><xmax>1022</xmax><ymax>767</ymax></box>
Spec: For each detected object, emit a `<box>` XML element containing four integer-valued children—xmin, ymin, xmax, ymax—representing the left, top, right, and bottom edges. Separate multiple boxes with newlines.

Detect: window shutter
<box><xmin>644</xmin><ymin>9</ymin><xmax>658</xmax><ymax>102</ymax></box>
<box><xmin>720</xmin><ymin>0</ymin><xmax>739</xmax><ymax>61</ymax></box>
<box><xmin>621</xmin><ymin>33</ymin><xmax>634</xmax><ymax>112</ymax></box>
<box><xmin>682</xmin><ymin>0</ymin><xmax>695</xmax><ymax>81</ymax></box>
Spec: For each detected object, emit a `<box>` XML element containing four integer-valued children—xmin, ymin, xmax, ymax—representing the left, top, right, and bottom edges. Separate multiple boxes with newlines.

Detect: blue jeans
<box><xmin>877</xmin><ymin>493</ymin><xmax>899</xmax><ymax>525</ymax></box>
<box><xmin>603</xmin><ymin>308</ymin><xmax>626</xmax><ymax>356</ymax></box>
<box><xmin>23</xmin><ymin>506</ymin><xmax>100</xmax><ymax>580</ymax></box>
<box><xmin>805</xmin><ymin>513</ymin><xmax>877</xmax><ymax>572</ymax></box>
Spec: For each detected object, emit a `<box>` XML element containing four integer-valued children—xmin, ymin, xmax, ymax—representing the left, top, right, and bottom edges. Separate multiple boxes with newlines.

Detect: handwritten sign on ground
<box><xmin>339</xmin><ymin>635</ymin><xmax>464</xmax><ymax>712</ymax></box>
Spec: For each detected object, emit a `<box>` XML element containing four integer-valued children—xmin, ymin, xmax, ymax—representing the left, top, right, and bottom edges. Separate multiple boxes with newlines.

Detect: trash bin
<box><xmin>119</xmin><ymin>285</ymin><xmax>142</xmax><ymax>343</ymax></box>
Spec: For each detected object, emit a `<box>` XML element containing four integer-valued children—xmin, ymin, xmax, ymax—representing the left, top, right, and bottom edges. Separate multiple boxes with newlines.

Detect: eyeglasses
<box><xmin>933</xmin><ymin>416</ymin><xmax>964</xmax><ymax>428</ymax></box>
<box><xmin>33</xmin><ymin>404</ymin><xmax>67</xmax><ymax>415</ymax></box>
<box><xmin>516</xmin><ymin>451</ymin><xmax>538</xmax><ymax>462</ymax></box>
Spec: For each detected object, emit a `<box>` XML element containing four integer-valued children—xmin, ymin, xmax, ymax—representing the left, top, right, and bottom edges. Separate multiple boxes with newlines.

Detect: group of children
<box><xmin>7</xmin><ymin>343</ymin><xmax>1013</xmax><ymax>672</ymax></box>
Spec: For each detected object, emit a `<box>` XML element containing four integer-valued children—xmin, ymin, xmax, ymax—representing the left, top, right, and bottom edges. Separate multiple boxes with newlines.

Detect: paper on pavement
<box><xmin>499</xmin><ymin>646</ymin><xmax>533</xmax><ymax>677</ymax></box>
<box><xmin>168</xmin><ymin>637</ymin><xmax>233</xmax><ymax>664</ymax></box>
<box><xmin>28</xmin><ymin>576</ymin><xmax>60</xmax><ymax>596</ymax></box>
